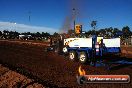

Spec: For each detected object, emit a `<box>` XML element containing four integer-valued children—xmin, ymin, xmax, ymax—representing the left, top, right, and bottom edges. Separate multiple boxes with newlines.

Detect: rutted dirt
<box><xmin>0</xmin><ymin>40</ymin><xmax>132</xmax><ymax>88</ymax></box>
<box><xmin>0</xmin><ymin>64</ymin><xmax>44</xmax><ymax>88</ymax></box>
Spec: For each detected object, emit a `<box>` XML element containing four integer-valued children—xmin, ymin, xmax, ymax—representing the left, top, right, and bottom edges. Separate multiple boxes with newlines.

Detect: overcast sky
<box><xmin>0</xmin><ymin>0</ymin><xmax>132</xmax><ymax>34</ymax></box>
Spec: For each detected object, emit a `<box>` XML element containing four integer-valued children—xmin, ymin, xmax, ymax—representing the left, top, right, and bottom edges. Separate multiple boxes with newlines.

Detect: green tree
<box><xmin>36</xmin><ymin>32</ymin><xmax>41</xmax><ymax>37</ymax></box>
<box><xmin>107</xmin><ymin>27</ymin><xmax>113</xmax><ymax>37</ymax></box>
<box><xmin>3</xmin><ymin>30</ymin><xmax>9</xmax><ymax>39</ymax></box>
<box><xmin>98</xmin><ymin>29</ymin><xmax>106</xmax><ymax>36</ymax></box>
<box><xmin>26</xmin><ymin>32</ymin><xmax>31</xmax><ymax>35</ymax></box>
<box><xmin>86</xmin><ymin>30</ymin><xmax>98</xmax><ymax>36</ymax></box>
<box><xmin>42</xmin><ymin>32</ymin><xmax>50</xmax><ymax>37</ymax></box>
<box><xmin>3</xmin><ymin>30</ymin><xmax>9</xmax><ymax>35</ymax></box>
<box><xmin>30</xmin><ymin>33</ymin><xmax>36</xmax><ymax>37</ymax></box>
<box><xmin>122</xmin><ymin>26</ymin><xmax>131</xmax><ymax>38</ymax></box>
<box><xmin>53</xmin><ymin>32</ymin><xmax>59</xmax><ymax>37</ymax></box>
<box><xmin>0</xmin><ymin>31</ymin><xmax>2</xmax><ymax>36</ymax></box>
<box><xmin>91</xmin><ymin>21</ymin><xmax>97</xmax><ymax>30</ymax></box>
<box><xmin>113</xmin><ymin>28</ymin><xmax>122</xmax><ymax>37</ymax></box>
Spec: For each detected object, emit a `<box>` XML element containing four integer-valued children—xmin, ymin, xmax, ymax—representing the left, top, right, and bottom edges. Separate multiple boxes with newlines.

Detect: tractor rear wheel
<box><xmin>79</xmin><ymin>52</ymin><xmax>88</xmax><ymax>64</ymax></box>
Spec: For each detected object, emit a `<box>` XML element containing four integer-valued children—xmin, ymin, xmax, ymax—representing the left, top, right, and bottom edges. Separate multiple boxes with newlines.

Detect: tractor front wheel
<box><xmin>69</xmin><ymin>51</ymin><xmax>77</xmax><ymax>61</ymax></box>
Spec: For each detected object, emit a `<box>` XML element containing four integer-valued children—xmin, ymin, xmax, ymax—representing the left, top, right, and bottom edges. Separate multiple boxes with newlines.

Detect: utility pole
<box><xmin>72</xmin><ymin>8</ymin><xmax>76</xmax><ymax>31</ymax></box>
<box><xmin>28</xmin><ymin>11</ymin><xmax>31</xmax><ymax>23</ymax></box>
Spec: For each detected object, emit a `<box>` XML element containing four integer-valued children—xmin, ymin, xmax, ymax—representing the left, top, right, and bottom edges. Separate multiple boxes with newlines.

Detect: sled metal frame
<box><xmin>93</xmin><ymin>59</ymin><xmax>132</xmax><ymax>70</ymax></box>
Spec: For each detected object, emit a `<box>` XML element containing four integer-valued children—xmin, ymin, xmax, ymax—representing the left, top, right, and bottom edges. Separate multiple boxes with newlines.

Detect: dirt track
<box><xmin>0</xmin><ymin>64</ymin><xmax>44</xmax><ymax>88</ymax></box>
<box><xmin>0</xmin><ymin>40</ymin><xmax>132</xmax><ymax>88</ymax></box>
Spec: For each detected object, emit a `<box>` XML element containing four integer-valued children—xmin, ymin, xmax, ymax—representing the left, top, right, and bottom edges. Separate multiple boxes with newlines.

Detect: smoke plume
<box><xmin>59</xmin><ymin>0</ymin><xmax>83</xmax><ymax>33</ymax></box>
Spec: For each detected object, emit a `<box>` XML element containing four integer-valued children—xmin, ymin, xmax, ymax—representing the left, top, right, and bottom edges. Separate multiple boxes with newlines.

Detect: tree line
<box><xmin>0</xmin><ymin>26</ymin><xmax>132</xmax><ymax>40</ymax></box>
<box><xmin>0</xmin><ymin>30</ymin><xmax>50</xmax><ymax>40</ymax></box>
<box><xmin>85</xmin><ymin>26</ymin><xmax>132</xmax><ymax>38</ymax></box>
